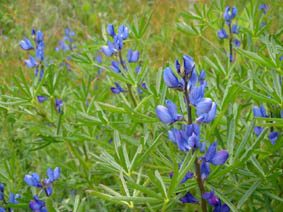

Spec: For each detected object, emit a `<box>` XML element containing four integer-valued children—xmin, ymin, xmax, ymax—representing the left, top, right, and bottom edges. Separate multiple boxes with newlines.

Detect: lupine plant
<box><xmin>0</xmin><ymin>0</ymin><xmax>282</xmax><ymax>211</ymax></box>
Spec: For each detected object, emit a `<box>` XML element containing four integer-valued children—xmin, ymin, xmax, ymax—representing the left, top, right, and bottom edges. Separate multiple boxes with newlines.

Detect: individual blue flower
<box><xmin>8</xmin><ymin>192</ymin><xmax>21</xmax><ymax>204</ymax></box>
<box><xmin>36</xmin><ymin>30</ymin><xmax>44</xmax><ymax>44</ymax></box>
<box><xmin>46</xmin><ymin>167</ymin><xmax>60</xmax><ymax>184</ymax></box>
<box><xmin>200</xmin><ymin>142</ymin><xmax>206</xmax><ymax>153</ymax></box>
<box><xmin>127</xmin><ymin>49</ymin><xmax>139</xmax><ymax>63</ymax></box>
<box><xmin>232</xmin><ymin>25</ymin><xmax>239</xmax><ymax>34</ymax></box>
<box><xmin>111</xmin><ymin>82</ymin><xmax>126</xmax><ymax>94</ymax></box>
<box><xmin>55</xmin><ymin>99</ymin><xmax>63</xmax><ymax>114</ymax></box>
<box><xmin>253</xmin><ymin>104</ymin><xmax>268</xmax><ymax>118</ymax></box>
<box><xmin>170</xmin><ymin>162</ymin><xmax>194</xmax><ymax>184</ymax></box>
<box><xmin>217</xmin><ymin>28</ymin><xmax>228</xmax><ymax>39</ymax></box>
<box><xmin>25</xmin><ymin>56</ymin><xmax>38</xmax><ymax>68</ymax></box>
<box><xmin>135</xmin><ymin>66</ymin><xmax>141</xmax><ymax>74</ymax></box>
<box><xmin>24</xmin><ymin>173</ymin><xmax>42</xmax><ymax>188</ymax></box>
<box><xmin>102</xmin><ymin>41</ymin><xmax>116</xmax><ymax>57</ymax></box>
<box><xmin>189</xmin><ymin>85</ymin><xmax>205</xmax><ymax>106</ymax></box>
<box><xmin>107</xmin><ymin>24</ymin><xmax>116</xmax><ymax>37</ymax></box>
<box><xmin>188</xmin><ymin>69</ymin><xmax>197</xmax><ymax>89</ymax></box>
<box><xmin>37</xmin><ymin>96</ymin><xmax>48</xmax><ymax>103</ymax></box>
<box><xmin>20</xmin><ymin>37</ymin><xmax>34</xmax><ymax>50</ymax></box>
<box><xmin>200</xmin><ymin>142</ymin><xmax>229</xmax><ymax>180</ymax></box>
<box><xmin>0</xmin><ymin>208</ymin><xmax>5</xmax><ymax>212</ymax></box>
<box><xmin>196</xmin><ymin>98</ymin><xmax>217</xmax><ymax>123</ymax></box>
<box><xmin>156</xmin><ymin>100</ymin><xmax>183</xmax><ymax>124</ymax></box>
<box><xmin>118</xmin><ymin>25</ymin><xmax>129</xmax><ymax>40</ymax></box>
<box><xmin>280</xmin><ymin>56</ymin><xmax>283</xmax><ymax>62</ymax></box>
<box><xmin>269</xmin><ymin>131</ymin><xmax>279</xmax><ymax>145</ymax></box>
<box><xmin>253</xmin><ymin>126</ymin><xmax>264</xmax><ymax>137</ymax></box>
<box><xmin>259</xmin><ymin>4</ymin><xmax>268</xmax><ymax>14</ymax></box>
<box><xmin>35</xmin><ymin>41</ymin><xmax>44</xmax><ymax>61</ymax></box>
<box><xmin>224</xmin><ymin>6</ymin><xmax>237</xmax><ymax>25</ymax></box>
<box><xmin>29</xmin><ymin>196</ymin><xmax>47</xmax><ymax>212</ymax></box>
<box><xmin>233</xmin><ymin>40</ymin><xmax>241</xmax><ymax>47</ymax></box>
<box><xmin>137</xmin><ymin>82</ymin><xmax>147</xmax><ymax>94</ymax></box>
<box><xmin>114</xmin><ymin>35</ymin><xmax>123</xmax><ymax>50</ymax></box>
<box><xmin>179</xmin><ymin>192</ymin><xmax>199</xmax><ymax>204</ymax></box>
<box><xmin>110</xmin><ymin>61</ymin><xmax>121</xmax><ymax>73</ymax></box>
<box><xmin>198</xmin><ymin>70</ymin><xmax>206</xmax><ymax>84</ymax></box>
<box><xmin>0</xmin><ymin>183</ymin><xmax>4</xmax><ymax>193</ymax></box>
<box><xmin>163</xmin><ymin>67</ymin><xmax>183</xmax><ymax>89</ymax></box>
<box><xmin>183</xmin><ymin>55</ymin><xmax>195</xmax><ymax>77</ymax></box>
<box><xmin>175</xmin><ymin>59</ymin><xmax>181</xmax><ymax>74</ymax></box>
<box><xmin>168</xmin><ymin>124</ymin><xmax>200</xmax><ymax>151</ymax></box>
<box><xmin>203</xmin><ymin>190</ymin><xmax>230</xmax><ymax>212</ymax></box>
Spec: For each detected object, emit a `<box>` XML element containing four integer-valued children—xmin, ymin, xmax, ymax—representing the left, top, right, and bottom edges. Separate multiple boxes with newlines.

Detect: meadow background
<box><xmin>0</xmin><ymin>0</ymin><xmax>283</xmax><ymax>211</ymax></box>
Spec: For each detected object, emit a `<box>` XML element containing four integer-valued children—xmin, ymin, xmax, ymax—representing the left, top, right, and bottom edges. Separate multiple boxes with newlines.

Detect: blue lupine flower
<box><xmin>0</xmin><ymin>208</ymin><xmax>5</xmax><ymax>212</ymax></box>
<box><xmin>25</xmin><ymin>55</ymin><xmax>38</xmax><ymax>68</ymax></box>
<box><xmin>114</xmin><ymin>35</ymin><xmax>123</xmax><ymax>50</ymax></box>
<box><xmin>253</xmin><ymin>126</ymin><xmax>264</xmax><ymax>136</ymax></box>
<box><xmin>189</xmin><ymin>85</ymin><xmax>205</xmax><ymax>106</ymax></box>
<box><xmin>118</xmin><ymin>25</ymin><xmax>129</xmax><ymax>40</ymax></box>
<box><xmin>25</xmin><ymin>167</ymin><xmax>60</xmax><ymax>197</ymax></box>
<box><xmin>179</xmin><ymin>192</ymin><xmax>199</xmax><ymax>204</ymax></box>
<box><xmin>198</xmin><ymin>70</ymin><xmax>206</xmax><ymax>84</ymax></box>
<box><xmin>20</xmin><ymin>38</ymin><xmax>34</xmax><ymax>50</ymax></box>
<box><xmin>253</xmin><ymin>104</ymin><xmax>268</xmax><ymax>136</ymax></box>
<box><xmin>135</xmin><ymin>66</ymin><xmax>141</xmax><ymax>74</ymax></box>
<box><xmin>269</xmin><ymin>132</ymin><xmax>279</xmax><ymax>145</ymax></box>
<box><xmin>46</xmin><ymin>167</ymin><xmax>61</xmax><ymax>184</ymax></box>
<box><xmin>253</xmin><ymin>105</ymin><xmax>268</xmax><ymax>117</ymax></box>
<box><xmin>137</xmin><ymin>82</ymin><xmax>147</xmax><ymax>94</ymax></box>
<box><xmin>196</xmin><ymin>98</ymin><xmax>217</xmax><ymax>123</ymax></box>
<box><xmin>170</xmin><ymin>163</ymin><xmax>194</xmax><ymax>184</ymax></box>
<box><xmin>200</xmin><ymin>142</ymin><xmax>229</xmax><ymax>180</ymax></box>
<box><xmin>29</xmin><ymin>196</ymin><xmax>47</xmax><ymax>212</ymax></box>
<box><xmin>36</xmin><ymin>30</ymin><xmax>44</xmax><ymax>44</ymax></box>
<box><xmin>111</xmin><ymin>82</ymin><xmax>126</xmax><ymax>94</ymax></box>
<box><xmin>0</xmin><ymin>183</ymin><xmax>4</xmax><ymax>193</ymax></box>
<box><xmin>232</xmin><ymin>25</ymin><xmax>239</xmax><ymax>34</ymax></box>
<box><xmin>259</xmin><ymin>4</ymin><xmax>268</xmax><ymax>14</ymax></box>
<box><xmin>102</xmin><ymin>41</ymin><xmax>116</xmax><ymax>56</ymax></box>
<box><xmin>224</xmin><ymin>6</ymin><xmax>237</xmax><ymax>25</ymax></box>
<box><xmin>55</xmin><ymin>99</ymin><xmax>63</xmax><ymax>114</ymax></box>
<box><xmin>183</xmin><ymin>55</ymin><xmax>195</xmax><ymax>76</ymax></box>
<box><xmin>188</xmin><ymin>69</ymin><xmax>198</xmax><ymax>89</ymax></box>
<box><xmin>107</xmin><ymin>24</ymin><xmax>116</xmax><ymax>37</ymax></box>
<box><xmin>203</xmin><ymin>190</ymin><xmax>230</xmax><ymax>212</ymax></box>
<box><xmin>168</xmin><ymin>124</ymin><xmax>200</xmax><ymax>151</ymax></box>
<box><xmin>37</xmin><ymin>96</ymin><xmax>48</xmax><ymax>103</ymax></box>
<box><xmin>110</xmin><ymin>61</ymin><xmax>121</xmax><ymax>73</ymax></box>
<box><xmin>217</xmin><ymin>28</ymin><xmax>228</xmax><ymax>39</ymax></box>
<box><xmin>175</xmin><ymin>59</ymin><xmax>181</xmax><ymax>74</ymax></box>
<box><xmin>233</xmin><ymin>40</ymin><xmax>241</xmax><ymax>47</ymax></box>
<box><xmin>127</xmin><ymin>49</ymin><xmax>139</xmax><ymax>63</ymax></box>
<box><xmin>35</xmin><ymin>41</ymin><xmax>44</xmax><ymax>61</ymax></box>
<box><xmin>163</xmin><ymin>67</ymin><xmax>183</xmax><ymax>89</ymax></box>
<box><xmin>156</xmin><ymin>100</ymin><xmax>184</xmax><ymax>124</ymax></box>
<box><xmin>8</xmin><ymin>192</ymin><xmax>21</xmax><ymax>204</ymax></box>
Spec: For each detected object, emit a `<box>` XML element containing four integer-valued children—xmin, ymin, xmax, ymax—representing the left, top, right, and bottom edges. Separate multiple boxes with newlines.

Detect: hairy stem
<box><xmin>183</xmin><ymin>79</ymin><xmax>207</xmax><ymax>212</ymax></box>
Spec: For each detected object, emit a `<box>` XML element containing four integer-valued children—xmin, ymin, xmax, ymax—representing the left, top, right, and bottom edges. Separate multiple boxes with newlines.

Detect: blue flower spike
<box><xmin>224</xmin><ymin>6</ymin><xmax>237</xmax><ymax>25</ymax></box>
<box><xmin>156</xmin><ymin>99</ymin><xmax>183</xmax><ymax>124</ymax></box>
<box><xmin>37</xmin><ymin>96</ymin><xmax>48</xmax><ymax>103</ymax></box>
